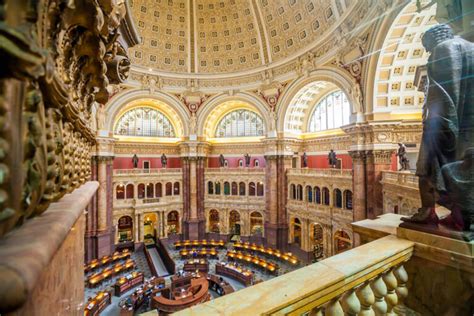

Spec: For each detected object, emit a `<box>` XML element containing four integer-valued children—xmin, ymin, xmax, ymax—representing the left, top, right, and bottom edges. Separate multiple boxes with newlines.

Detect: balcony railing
<box><xmin>176</xmin><ymin>235</ymin><xmax>414</xmax><ymax>316</ymax></box>
<box><xmin>287</xmin><ymin>168</ymin><xmax>353</xmax><ymax>178</ymax></box>
<box><xmin>113</xmin><ymin>168</ymin><xmax>182</xmax><ymax>175</ymax></box>
<box><xmin>381</xmin><ymin>171</ymin><xmax>418</xmax><ymax>188</ymax></box>
<box><xmin>205</xmin><ymin>167</ymin><xmax>265</xmax><ymax>175</ymax></box>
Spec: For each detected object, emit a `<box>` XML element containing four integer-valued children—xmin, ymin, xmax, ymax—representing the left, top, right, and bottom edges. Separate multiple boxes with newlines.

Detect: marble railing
<box><xmin>205</xmin><ymin>167</ymin><xmax>266</xmax><ymax>175</ymax></box>
<box><xmin>176</xmin><ymin>235</ymin><xmax>414</xmax><ymax>316</ymax></box>
<box><xmin>113</xmin><ymin>168</ymin><xmax>182</xmax><ymax>175</ymax></box>
<box><xmin>114</xmin><ymin>196</ymin><xmax>183</xmax><ymax>207</ymax></box>
<box><xmin>381</xmin><ymin>171</ymin><xmax>418</xmax><ymax>188</ymax></box>
<box><xmin>287</xmin><ymin>168</ymin><xmax>353</xmax><ymax>178</ymax></box>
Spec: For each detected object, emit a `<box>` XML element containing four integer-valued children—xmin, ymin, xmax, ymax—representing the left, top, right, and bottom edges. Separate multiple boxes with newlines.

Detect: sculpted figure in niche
<box><xmin>132</xmin><ymin>154</ymin><xmax>139</xmax><ymax>169</ymax></box>
<box><xmin>401</xmin><ymin>25</ymin><xmax>474</xmax><ymax>237</ymax></box>
<box><xmin>244</xmin><ymin>153</ymin><xmax>251</xmax><ymax>167</ymax></box>
<box><xmin>161</xmin><ymin>153</ymin><xmax>168</xmax><ymax>168</ymax></box>
<box><xmin>96</xmin><ymin>103</ymin><xmax>106</xmax><ymax>130</ymax></box>
<box><xmin>219</xmin><ymin>154</ymin><xmax>225</xmax><ymax>168</ymax></box>
<box><xmin>302</xmin><ymin>152</ymin><xmax>308</xmax><ymax>168</ymax></box>
<box><xmin>328</xmin><ymin>149</ymin><xmax>337</xmax><ymax>168</ymax></box>
<box><xmin>397</xmin><ymin>143</ymin><xmax>410</xmax><ymax>171</ymax></box>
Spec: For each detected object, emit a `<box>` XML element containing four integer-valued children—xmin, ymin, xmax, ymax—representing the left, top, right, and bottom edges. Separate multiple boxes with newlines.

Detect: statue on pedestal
<box><xmin>302</xmin><ymin>152</ymin><xmax>308</xmax><ymax>168</ymax></box>
<box><xmin>161</xmin><ymin>153</ymin><xmax>167</xmax><ymax>168</ymax></box>
<box><xmin>397</xmin><ymin>143</ymin><xmax>410</xmax><ymax>171</ymax></box>
<box><xmin>244</xmin><ymin>153</ymin><xmax>251</xmax><ymax>167</ymax></box>
<box><xmin>328</xmin><ymin>149</ymin><xmax>337</xmax><ymax>168</ymax></box>
<box><xmin>401</xmin><ymin>25</ymin><xmax>474</xmax><ymax>239</ymax></box>
<box><xmin>132</xmin><ymin>154</ymin><xmax>139</xmax><ymax>169</ymax></box>
<box><xmin>219</xmin><ymin>154</ymin><xmax>225</xmax><ymax>168</ymax></box>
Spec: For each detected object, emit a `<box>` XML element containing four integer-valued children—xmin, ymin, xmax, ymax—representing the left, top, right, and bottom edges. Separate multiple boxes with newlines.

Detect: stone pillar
<box><xmin>349</xmin><ymin>151</ymin><xmax>367</xmax><ymax>223</ymax></box>
<box><xmin>264</xmin><ymin>153</ymin><xmax>292</xmax><ymax>250</ymax></box>
<box><xmin>139</xmin><ymin>213</ymin><xmax>144</xmax><ymax>242</ymax></box>
<box><xmin>134</xmin><ymin>212</ymin><xmax>139</xmax><ymax>242</ymax></box>
<box><xmin>366</xmin><ymin>150</ymin><xmax>393</xmax><ymax>218</ymax></box>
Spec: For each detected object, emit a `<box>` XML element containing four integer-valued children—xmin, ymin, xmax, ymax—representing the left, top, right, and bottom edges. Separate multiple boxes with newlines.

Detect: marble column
<box><xmin>264</xmin><ymin>155</ymin><xmax>291</xmax><ymax>250</ymax></box>
<box><xmin>349</xmin><ymin>151</ymin><xmax>367</xmax><ymax>223</ymax></box>
<box><xmin>366</xmin><ymin>150</ymin><xmax>394</xmax><ymax>218</ymax></box>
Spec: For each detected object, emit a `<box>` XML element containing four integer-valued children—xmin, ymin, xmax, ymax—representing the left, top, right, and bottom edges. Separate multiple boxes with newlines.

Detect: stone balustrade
<box><xmin>113</xmin><ymin>168</ymin><xmax>183</xmax><ymax>176</ymax></box>
<box><xmin>381</xmin><ymin>171</ymin><xmax>420</xmax><ymax>216</ymax></box>
<box><xmin>287</xmin><ymin>168</ymin><xmax>353</xmax><ymax>178</ymax></box>
<box><xmin>381</xmin><ymin>171</ymin><xmax>418</xmax><ymax>188</ymax></box>
<box><xmin>175</xmin><ymin>235</ymin><xmax>414</xmax><ymax>315</ymax></box>
<box><xmin>204</xmin><ymin>167</ymin><xmax>266</xmax><ymax>175</ymax></box>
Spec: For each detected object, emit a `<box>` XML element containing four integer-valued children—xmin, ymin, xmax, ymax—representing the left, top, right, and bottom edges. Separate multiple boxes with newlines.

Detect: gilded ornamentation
<box><xmin>0</xmin><ymin>0</ymin><xmax>132</xmax><ymax>238</ymax></box>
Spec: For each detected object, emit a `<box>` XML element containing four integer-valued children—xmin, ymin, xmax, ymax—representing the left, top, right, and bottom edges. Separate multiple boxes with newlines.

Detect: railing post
<box><xmin>393</xmin><ymin>264</ymin><xmax>409</xmax><ymax>315</ymax></box>
<box><xmin>325</xmin><ymin>297</ymin><xmax>344</xmax><ymax>316</ymax></box>
<box><xmin>357</xmin><ymin>281</ymin><xmax>375</xmax><ymax>316</ymax></box>
<box><xmin>383</xmin><ymin>268</ymin><xmax>398</xmax><ymax>315</ymax></box>
<box><xmin>341</xmin><ymin>288</ymin><xmax>361</xmax><ymax>315</ymax></box>
<box><xmin>371</xmin><ymin>275</ymin><xmax>388</xmax><ymax>316</ymax></box>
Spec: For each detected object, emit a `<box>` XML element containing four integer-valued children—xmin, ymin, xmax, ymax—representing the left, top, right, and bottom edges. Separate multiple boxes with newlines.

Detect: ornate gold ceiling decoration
<box><xmin>127</xmin><ymin>0</ymin><xmax>363</xmax><ymax>78</ymax></box>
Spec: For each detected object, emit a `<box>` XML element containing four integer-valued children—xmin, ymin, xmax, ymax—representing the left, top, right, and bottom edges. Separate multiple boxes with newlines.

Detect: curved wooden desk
<box><xmin>233</xmin><ymin>242</ymin><xmax>299</xmax><ymax>264</ymax></box>
<box><xmin>151</xmin><ymin>277</ymin><xmax>210</xmax><ymax>313</ymax></box>
<box><xmin>174</xmin><ymin>239</ymin><xmax>225</xmax><ymax>249</ymax></box>
<box><xmin>215</xmin><ymin>262</ymin><xmax>254</xmax><ymax>286</ymax></box>
<box><xmin>207</xmin><ymin>273</ymin><xmax>235</xmax><ymax>295</ymax></box>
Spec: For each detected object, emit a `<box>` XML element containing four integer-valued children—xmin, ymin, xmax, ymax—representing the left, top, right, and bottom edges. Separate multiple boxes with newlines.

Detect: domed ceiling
<box><xmin>128</xmin><ymin>0</ymin><xmax>354</xmax><ymax>75</ymax></box>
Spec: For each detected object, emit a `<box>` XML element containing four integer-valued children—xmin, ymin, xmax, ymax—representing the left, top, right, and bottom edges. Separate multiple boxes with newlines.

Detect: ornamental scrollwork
<box><xmin>0</xmin><ymin>0</ymin><xmax>133</xmax><ymax>238</ymax></box>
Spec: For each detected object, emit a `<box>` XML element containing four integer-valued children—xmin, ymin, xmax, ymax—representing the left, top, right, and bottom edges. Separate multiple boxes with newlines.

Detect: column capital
<box><xmin>366</xmin><ymin>149</ymin><xmax>394</xmax><ymax>164</ymax></box>
<box><xmin>179</xmin><ymin>140</ymin><xmax>210</xmax><ymax>158</ymax></box>
<box><xmin>92</xmin><ymin>136</ymin><xmax>116</xmax><ymax>157</ymax></box>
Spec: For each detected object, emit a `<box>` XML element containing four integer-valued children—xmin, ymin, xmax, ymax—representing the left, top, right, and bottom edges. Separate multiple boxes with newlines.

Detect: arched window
<box><xmin>314</xmin><ymin>186</ymin><xmax>321</xmax><ymax>204</ymax></box>
<box><xmin>224</xmin><ymin>182</ymin><xmax>230</xmax><ymax>195</ymax></box>
<box><xmin>146</xmin><ymin>183</ymin><xmax>154</xmax><ymax>198</ymax></box>
<box><xmin>306</xmin><ymin>185</ymin><xmax>313</xmax><ymax>202</ymax></box>
<box><xmin>114</xmin><ymin>107</ymin><xmax>176</xmax><ymax>137</ymax></box>
<box><xmin>293</xmin><ymin>218</ymin><xmax>302</xmax><ymax>247</ymax></box>
<box><xmin>229</xmin><ymin>210</ymin><xmax>241</xmax><ymax>235</ymax></box>
<box><xmin>344</xmin><ymin>190</ymin><xmax>353</xmax><ymax>210</ymax></box>
<box><xmin>165</xmin><ymin>182</ymin><xmax>172</xmax><ymax>196</ymax></box>
<box><xmin>126</xmin><ymin>184</ymin><xmax>134</xmax><ymax>199</ymax></box>
<box><xmin>173</xmin><ymin>182</ymin><xmax>180</xmax><ymax>195</ymax></box>
<box><xmin>215</xmin><ymin>109</ymin><xmax>265</xmax><ymax>137</ymax></box>
<box><xmin>254</xmin><ymin>159</ymin><xmax>259</xmax><ymax>167</ymax></box>
<box><xmin>291</xmin><ymin>184</ymin><xmax>296</xmax><ymax>200</ymax></box>
<box><xmin>297</xmin><ymin>185</ymin><xmax>303</xmax><ymax>201</ymax></box>
<box><xmin>308</xmin><ymin>90</ymin><xmax>351</xmax><ymax>132</ymax></box>
<box><xmin>335</xmin><ymin>230</ymin><xmax>351</xmax><ymax>254</ymax></box>
<box><xmin>239</xmin><ymin>182</ymin><xmax>246</xmax><ymax>196</ymax></box>
<box><xmin>209</xmin><ymin>210</ymin><xmax>220</xmax><ymax>233</ymax></box>
<box><xmin>155</xmin><ymin>183</ymin><xmax>162</xmax><ymax>198</ymax></box>
<box><xmin>118</xmin><ymin>216</ymin><xmax>133</xmax><ymax>242</ymax></box>
<box><xmin>249</xmin><ymin>182</ymin><xmax>256</xmax><ymax>196</ymax></box>
<box><xmin>137</xmin><ymin>183</ymin><xmax>145</xmax><ymax>199</ymax></box>
<box><xmin>334</xmin><ymin>189</ymin><xmax>343</xmax><ymax>208</ymax></box>
<box><xmin>250</xmin><ymin>212</ymin><xmax>263</xmax><ymax>236</ymax></box>
<box><xmin>167</xmin><ymin>211</ymin><xmax>180</xmax><ymax>234</ymax></box>
<box><xmin>116</xmin><ymin>185</ymin><xmax>125</xmax><ymax>199</ymax></box>
<box><xmin>238</xmin><ymin>159</ymin><xmax>243</xmax><ymax>167</ymax></box>
<box><xmin>208</xmin><ymin>181</ymin><xmax>214</xmax><ymax>195</ymax></box>
<box><xmin>311</xmin><ymin>223</ymin><xmax>324</xmax><ymax>260</ymax></box>
<box><xmin>257</xmin><ymin>182</ymin><xmax>264</xmax><ymax>196</ymax></box>
<box><xmin>231</xmin><ymin>182</ymin><xmax>238</xmax><ymax>195</ymax></box>
<box><xmin>322</xmin><ymin>187</ymin><xmax>330</xmax><ymax>205</ymax></box>
<box><xmin>215</xmin><ymin>182</ymin><xmax>221</xmax><ymax>195</ymax></box>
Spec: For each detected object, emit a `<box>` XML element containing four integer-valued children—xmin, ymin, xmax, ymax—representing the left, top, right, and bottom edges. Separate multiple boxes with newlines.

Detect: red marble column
<box><xmin>350</xmin><ymin>151</ymin><xmax>367</xmax><ymax>223</ymax></box>
<box><xmin>366</xmin><ymin>150</ymin><xmax>393</xmax><ymax>218</ymax></box>
<box><xmin>182</xmin><ymin>157</ymin><xmax>206</xmax><ymax>240</ymax></box>
<box><xmin>85</xmin><ymin>156</ymin><xmax>114</xmax><ymax>260</ymax></box>
<box><xmin>264</xmin><ymin>155</ymin><xmax>290</xmax><ymax>250</ymax></box>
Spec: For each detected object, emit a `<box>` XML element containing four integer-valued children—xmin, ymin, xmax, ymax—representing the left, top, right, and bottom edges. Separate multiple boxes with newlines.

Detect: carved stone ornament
<box><xmin>0</xmin><ymin>0</ymin><xmax>132</xmax><ymax>238</ymax></box>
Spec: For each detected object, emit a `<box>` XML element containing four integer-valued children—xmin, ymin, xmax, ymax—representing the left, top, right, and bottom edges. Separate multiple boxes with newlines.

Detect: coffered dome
<box><xmin>128</xmin><ymin>0</ymin><xmax>354</xmax><ymax>75</ymax></box>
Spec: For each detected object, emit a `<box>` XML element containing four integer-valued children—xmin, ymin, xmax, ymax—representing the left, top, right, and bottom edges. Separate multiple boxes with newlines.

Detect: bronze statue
<box><xmin>132</xmin><ymin>154</ymin><xmax>139</xmax><ymax>169</ymax></box>
<box><xmin>244</xmin><ymin>153</ymin><xmax>251</xmax><ymax>167</ymax></box>
<box><xmin>402</xmin><ymin>25</ymin><xmax>474</xmax><ymax>235</ymax></box>
<box><xmin>219</xmin><ymin>154</ymin><xmax>225</xmax><ymax>167</ymax></box>
<box><xmin>302</xmin><ymin>152</ymin><xmax>308</xmax><ymax>168</ymax></box>
<box><xmin>161</xmin><ymin>153</ymin><xmax>167</xmax><ymax>168</ymax></box>
<box><xmin>328</xmin><ymin>150</ymin><xmax>337</xmax><ymax>168</ymax></box>
<box><xmin>397</xmin><ymin>143</ymin><xmax>410</xmax><ymax>171</ymax></box>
